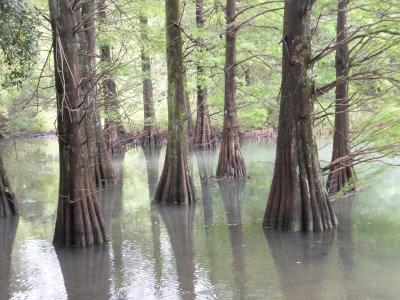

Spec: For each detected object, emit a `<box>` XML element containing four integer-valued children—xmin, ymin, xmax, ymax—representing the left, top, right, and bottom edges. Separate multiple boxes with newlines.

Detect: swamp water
<box><xmin>1</xmin><ymin>137</ymin><xmax>400</xmax><ymax>300</ymax></box>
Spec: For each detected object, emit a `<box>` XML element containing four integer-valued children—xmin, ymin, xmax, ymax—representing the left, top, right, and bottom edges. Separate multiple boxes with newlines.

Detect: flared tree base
<box><xmin>193</xmin><ymin>115</ymin><xmax>215</xmax><ymax>150</ymax></box>
<box><xmin>104</xmin><ymin>121</ymin><xmax>124</xmax><ymax>156</ymax></box>
<box><xmin>216</xmin><ymin>135</ymin><xmax>247</xmax><ymax>179</ymax></box>
<box><xmin>326</xmin><ymin>165</ymin><xmax>355</xmax><ymax>194</ymax></box>
<box><xmin>154</xmin><ymin>157</ymin><xmax>196</xmax><ymax>204</ymax></box>
<box><xmin>53</xmin><ymin>174</ymin><xmax>108</xmax><ymax>247</ymax></box>
<box><xmin>142</xmin><ymin>126</ymin><xmax>162</xmax><ymax>149</ymax></box>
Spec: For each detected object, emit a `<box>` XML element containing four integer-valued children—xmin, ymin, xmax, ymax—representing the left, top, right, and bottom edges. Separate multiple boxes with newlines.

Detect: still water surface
<box><xmin>1</xmin><ymin>138</ymin><xmax>400</xmax><ymax>300</ymax></box>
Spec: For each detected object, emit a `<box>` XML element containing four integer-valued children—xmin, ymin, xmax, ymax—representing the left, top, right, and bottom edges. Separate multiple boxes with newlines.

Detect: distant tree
<box><xmin>99</xmin><ymin>0</ymin><xmax>126</xmax><ymax>155</ymax></box>
<box><xmin>49</xmin><ymin>0</ymin><xmax>107</xmax><ymax>246</ymax></box>
<box><xmin>154</xmin><ymin>0</ymin><xmax>196</xmax><ymax>204</ymax></box>
<box><xmin>263</xmin><ymin>0</ymin><xmax>338</xmax><ymax>231</ymax></box>
<box><xmin>193</xmin><ymin>0</ymin><xmax>215</xmax><ymax>150</ymax></box>
<box><xmin>216</xmin><ymin>0</ymin><xmax>247</xmax><ymax>179</ymax></box>
<box><xmin>326</xmin><ymin>0</ymin><xmax>355</xmax><ymax>194</ymax></box>
<box><xmin>140</xmin><ymin>15</ymin><xmax>162</xmax><ymax>148</ymax></box>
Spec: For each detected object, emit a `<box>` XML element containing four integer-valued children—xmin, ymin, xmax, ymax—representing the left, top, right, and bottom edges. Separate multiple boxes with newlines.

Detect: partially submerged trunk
<box><xmin>326</xmin><ymin>0</ymin><xmax>355</xmax><ymax>194</ymax></box>
<box><xmin>263</xmin><ymin>0</ymin><xmax>338</xmax><ymax>231</ymax></box>
<box><xmin>0</xmin><ymin>156</ymin><xmax>17</xmax><ymax>217</ymax></box>
<box><xmin>80</xmin><ymin>0</ymin><xmax>115</xmax><ymax>187</ymax></box>
<box><xmin>216</xmin><ymin>0</ymin><xmax>247</xmax><ymax>179</ymax></box>
<box><xmin>49</xmin><ymin>0</ymin><xmax>108</xmax><ymax>246</ymax></box>
<box><xmin>143</xmin><ymin>147</ymin><xmax>161</xmax><ymax>199</ymax></box>
<box><xmin>99</xmin><ymin>0</ymin><xmax>125</xmax><ymax>155</ymax></box>
<box><xmin>154</xmin><ymin>0</ymin><xmax>196</xmax><ymax>204</ymax></box>
<box><xmin>140</xmin><ymin>15</ymin><xmax>162</xmax><ymax>148</ymax></box>
<box><xmin>193</xmin><ymin>0</ymin><xmax>215</xmax><ymax>150</ymax></box>
<box><xmin>0</xmin><ymin>216</ymin><xmax>18</xmax><ymax>300</ymax></box>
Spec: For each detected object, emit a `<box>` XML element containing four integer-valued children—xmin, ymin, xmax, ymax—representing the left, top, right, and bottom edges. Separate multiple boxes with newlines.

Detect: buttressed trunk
<box><xmin>263</xmin><ymin>0</ymin><xmax>338</xmax><ymax>232</ymax></box>
<box><xmin>49</xmin><ymin>0</ymin><xmax>107</xmax><ymax>246</ymax></box>
<box><xmin>216</xmin><ymin>0</ymin><xmax>247</xmax><ymax>179</ymax></box>
<box><xmin>154</xmin><ymin>0</ymin><xmax>196</xmax><ymax>204</ymax></box>
<box><xmin>0</xmin><ymin>155</ymin><xmax>17</xmax><ymax>217</ymax></box>
<box><xmin>193</xmin><ymin>0</ymin><xmax>215</xmax><ymax>150</ymax></box>
<box><xmin>80</xmin><ymin>0</ymin><xmax>115</xmax><ymax>187</ymax></box>
<box><xmin>99</xmin><ymin>0</ymin><xmax>125</xmax><ymax>155</ymax></box>
<box><xmin>140</xmin><ymin>15</ymin><xmax>161</xmax><ymax>148</ymax></box>
<box><xmin>327</xmin><ymin>0</ymin><xmax>355</xmax><ymax>194</ymax></box>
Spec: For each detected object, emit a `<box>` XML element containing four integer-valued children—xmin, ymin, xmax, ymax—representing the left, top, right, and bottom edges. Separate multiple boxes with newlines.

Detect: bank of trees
<box><xmin>0</xmin><ymin>0</ymin><xmax>398</xmax><ymax>247</ymax></box>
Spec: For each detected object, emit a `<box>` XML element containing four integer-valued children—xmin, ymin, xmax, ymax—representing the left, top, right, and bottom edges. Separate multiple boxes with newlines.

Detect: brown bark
<box><xmin>0</xmin><ymin>155</ymin><xmax>17</xmax><ymax>217</ymax></box>
<box><xmin>326</xmin><ymin>0</ymin><xmax>355</xmax><ymax>194</ymax></box>
<box><xmin>154</xmin><ymin>0</ymin><xmax>196</xmax><ymax>204</ymax></box>
<box><xmin>79</xmin><ymin>0</ymin><xmax>115</xmax><ymax>187</ymax></box>
<box><xmin>216</xmin><ymin>0</ymin><xmax>247</xmax><ymax>179</ymax></box>
<box><xmin>49</xmin><ymin>0</ymin><xmax>108</xmax><ymax>246</ymax></box>
<box><xmin>263</xmin><ymin>0</ymin><xmax>338</xmax><ymax>232</ymax></box>
<box><xmin>140</xmin><ymin>15</ymin><xmax>162</xmax><ymax>148</ymax></box>
<box><xmin>0</xmin><ymin>216</ymin><xmax>18</xmax><ymax>300</ymax></box>
<box><xmin>157</xmin><ymin>204</ymin><xmax>196</xmax><ymax>300</ymax></box>
<box><xmin>183</xmin><ymin>67</ymin><xmax>194</xmax><ymax>138</ymax></box>
<box><xmin>99</xmin><ymin>0</ymin><xmax>125</xmax><ymax>155</ymax></box>
<box><xmin>193</xmin><ymin>0</ymin><xmax>216</xmax><ymax>150</ymax></box>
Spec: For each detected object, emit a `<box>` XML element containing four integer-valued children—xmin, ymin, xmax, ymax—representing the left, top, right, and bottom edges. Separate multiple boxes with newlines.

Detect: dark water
<box><xmin>1</xmin><ymin>138</ymin><xmax>400</xmax><ymax>300</ymax></box>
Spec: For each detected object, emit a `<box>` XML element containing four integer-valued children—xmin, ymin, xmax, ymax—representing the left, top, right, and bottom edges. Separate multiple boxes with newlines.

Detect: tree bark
<box><xmin>99</xmin><ymin>0</ymin><xmax>125</xmax><ymax>155</ymax></box>
<box><xmin>183</xmin><ymin>67</ymin><xmax>194</xmax><ymax>138</ymax></box>
<box><xmin>0</xmin><ymin>216</ymin><xmax>18</xmax><ymax>300</ymax></box>
<box><xmin>0</xmin><ymin>155</ymin><xmax>17</xmax><ymax>217</ymax></box>
<box><xmin>49</xmin><ymin>0</ymin><xmax>108</xmax><ymax>246</ymax></box>
<box><xmin>140</xmin><ymin>15</ymin><xmax>162</xmax><ymax>148</ymax></box>
<box><xmin>143</xmin><ymin>146</ymin><xmax>161</xmax><ymax>200</ymax></box>
<box><xmin>326</xmin><ymin>0</ymin><xmax>355</xmax><ymax>194</ymax></box>
<box><xmin>193</xmin><ymin>0</ymin><xmax>216</xmax><ymax>150</ymax></box>
<box><xmin>263</xmin><ymin>0</ymin><xmax>338</xmax><ymax>232</ymax></box>
<box><xmin>154</xmin><ymin>0</ymin><xmax>196</xmax><ymax>204</ymax></box>
<box><xmin>80</xmin><ymin>0</ymin><xmax>115</xmax><ymax>187</ymax></box>
<box><xmin>216</xmin><ymin>0</ymin><xmax>247</xmax><ymax>179</ymax></box>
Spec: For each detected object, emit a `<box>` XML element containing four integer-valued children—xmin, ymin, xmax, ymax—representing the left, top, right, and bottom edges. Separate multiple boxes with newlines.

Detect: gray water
<box><xmin>1</xmin><ymin>137</ymin><xmax>400</xmax><ymax>300</ymax></box>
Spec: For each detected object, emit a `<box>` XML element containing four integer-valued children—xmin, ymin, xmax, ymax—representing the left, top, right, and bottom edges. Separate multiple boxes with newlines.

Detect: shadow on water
<box><xmin>156</xmin><ymin>204</ymin><xmax>196</xmax><ymax>300</ymax></box>
<box><xmin>264</xmin><ymin>229</ymin><xmax>335</xmax><ymax>300</ymax></box>
<box><xmin>0</xmin><ymin>216</ymin><xmax>19</xmax><ymax>300</ymax></box>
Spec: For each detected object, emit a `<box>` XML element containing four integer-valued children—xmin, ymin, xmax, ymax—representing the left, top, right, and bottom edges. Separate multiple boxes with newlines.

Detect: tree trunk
<box><xmin>140</xmin><ymin>15</ymin><xmax>162</xmax><ymax>148</ymax></box>
<box><xmin>154</xmin><ymin>0</ymin><xmax>196</xmax><ymax>204</ymax></box>
<box><xmin>216</xmin><ymin>0</ymin><xmax>247</xmax><ymax>179</ymax></box>
<box><xmin>263</xmin><ymin>0</ymin><xmax>338</xmax><ymax>232</ymax></box>
<box><xmin>143</xmin><ymin>147</ymin><xmax>161</xmax><ymax>200</ymax></box>
<box><xmin>80</xmin><ymin>0</ymin><xmax>115</xmax><ymax>187</ymax></box>
<box><xmin>183</xmin><ymin>67</ymin><xmax>194</xmax><ymax>138</ymax></box>
<box><xmin>326</xmin><ymin>0</ymin><xmax>355</xmax><ymax>194</ymax></box>
<box><xmin>99</xmin><ymin>0</ymin><xmax>125</xmax><ymax>155</ymax></box>
<box><xmin>0</xmin><ymin>216</ymin><xmax>18</xmax><ymax>300</ymax></box>
<box><xmin>49</xmin><ymin>0</ymin><xmax>108</xmax><ymax>246</ymax></box>
<box><xmin>0</xmin><ymin>155</ymin><xmax>17</xmax><ymax>217</ymax></box>
<box><xmin>193</xmin><ymin>0</ymin><xmax>216</xmax><ymax>150</ymax></box>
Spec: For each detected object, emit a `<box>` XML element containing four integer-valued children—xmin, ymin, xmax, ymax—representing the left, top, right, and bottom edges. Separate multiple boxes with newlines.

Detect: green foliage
<box><xmin>0</xmin><ymin>0</ymin><xmax>40</xmax><ymax>86</ymax></box>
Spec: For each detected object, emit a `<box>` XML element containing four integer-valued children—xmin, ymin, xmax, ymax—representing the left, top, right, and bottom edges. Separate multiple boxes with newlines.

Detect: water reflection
<box><xmin>0</xmin><ymin>216</ymin><xmax>19</xmax><ymax>300</ymax></box>
<box><xmin>157</xmin><ymin>204</ymin><xmax>196</xmax><ymax>300</ymax></box>
<box><xmin>55</xmin><ymin>246</ymin><xmax>111</xmax><ymax>300</ymax></box>
<box><xmin>196</xmin><ymin>151</ymin><xmax>215</xmax><ymax>226</ymax></box>
<box><xmin>265</xmin><ymin>230</ymin><xmax>335</xmax><ymax>300</ymax></box>
<box><xmin>218</xmin><ymin>180</ymin><xmax>248</xmax><ymax>299</ymax></box>
<box><xmin>143</xmin><ymin>147</ymin><xmax>161</xmax><ymax>200</ymax></box>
